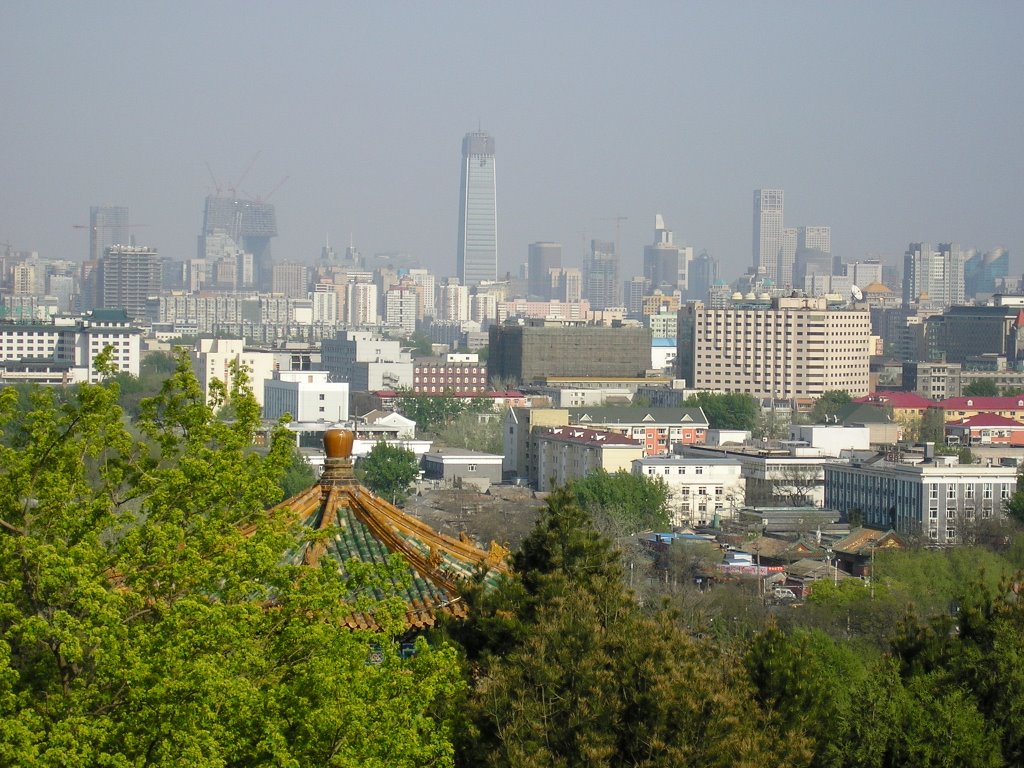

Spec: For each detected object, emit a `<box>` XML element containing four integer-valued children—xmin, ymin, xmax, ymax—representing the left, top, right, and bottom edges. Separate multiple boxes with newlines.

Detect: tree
<box><xmin>435</xmin><ymin>412</ymin><xmax>503</xmax><ymax>454</ymax></box>
<box><xmin>963</xmin><ymin>379</ymin><xmax>999</xmax><ymax>397</ymax></box>
<box><xmin>357</xmin><ymin>441</ymin><xmax>420</xmax><ymax>504</ymax></box>
<box><xmin>279</xmin><ymin>444</ymin><xmax>316</xmax><ymax>497</ymax></box>
<box><xmin>809</xmin><ymin>390</ymin><xmax>852</xmax><ymax>424</ymax></box>
<box><xmin>682</xmin><ymin>391</ymin><xmax>759</xmax><ymax>431</ymax></box>
<box><xmin>568</xmin><ymin>469</ymin><xmax>670</xmax><ymax>535</ymax></box>
<box><xmin>919</xmin><ymin>407</ymin><xmax>946</xmax><ymax>444</ymax></box>
<box><xmin>772</xmin><ymin>463</ymin><xmax>821</xmax><ymax>506</ymax></box>
<box><xmin>452</xmin><ymin>489</ymin><xmax>810</xmax><ymax>767</ymax></box>
<box><xmin>0</xmin><ymin>353</ymin><xmax>462</xmax><ymax>766</ymax></box>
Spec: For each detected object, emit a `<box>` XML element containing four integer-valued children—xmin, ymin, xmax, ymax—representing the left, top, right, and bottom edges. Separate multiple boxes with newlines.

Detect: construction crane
<box><xmin>599</xmin><ymin>215</ymin><xmax>629</xmax><ymax>257</ymax></box>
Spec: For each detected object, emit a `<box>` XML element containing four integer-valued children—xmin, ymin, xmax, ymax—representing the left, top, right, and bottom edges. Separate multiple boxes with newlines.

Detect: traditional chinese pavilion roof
<box><xmin>247</xmin><ymin>428</ymin><xmax>510</xmax><ymax>630</ymax></box>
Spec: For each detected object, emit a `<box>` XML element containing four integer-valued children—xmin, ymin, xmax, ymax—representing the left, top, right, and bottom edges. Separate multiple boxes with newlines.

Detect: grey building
<box><xmin>903</xmin><ymin>242</ymin><xmax>965</xmax><ymax>309</ymax></box>
<box><xmin>421</xmin><ymin>448</ymin><xmax>503</xmax><ymax>491</ymax></box>
<box><xmin>584</xmin><ymin>240</ymin><xmax>621</xmax><ymax>310</ymax></box>
<box><xmin>753</xmin><ymin>188</ymin><xmax>784</xmax><ymax>280</ymax></box>
<box><xmin>488</xmin><ymin>319</ymin><xmax>652</xmax><ymax>385</ymax></box>
<box><xmin>456</xmin><ymin>131</ymin><xmax>497</xmax><ymax>287</ymax></box>
<box><xmin>99</xmin><ymin>245</ymin><xmax>162</xmax><ymax>322</ymax></box>
<box><xmin>528</xmin><ymin>242</ymin><xmax>561</xmax><ymax>299</ymax></box>
<box><xmin>824</xmin><ymin>452</ymin><xmax>1016</xmax><ymax>544</ymax></box>
<box><xmin>201</xmin><ymin>195</ymin><xmax>277</xmax><ymax>292</ymax></box>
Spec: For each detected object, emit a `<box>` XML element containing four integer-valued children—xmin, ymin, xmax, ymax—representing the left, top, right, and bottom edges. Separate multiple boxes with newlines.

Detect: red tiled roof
<box><xmin>539</xmin><ymin>426</ymin><xmax>640</xmax><ymax>447</ymax></box>
<box><xmin>853</xmin><ymin>391</ymin><xmax>934</xmax><ymax>409</ymax></box>
<box><xmin>940</xmin><ymin>396</ymin><xmax>1024</xmax><ymax>410</ymax></box>
<box><xmin>945</xmin><ymin>413</ymin><xmax>1024</xmax><ymax>428</ymax></box>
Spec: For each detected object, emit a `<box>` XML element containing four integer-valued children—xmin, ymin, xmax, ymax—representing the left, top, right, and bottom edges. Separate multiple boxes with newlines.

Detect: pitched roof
<box><xmin>831</xmin><ymin>527</ymin><xmax>905</xmax><ymax>556</ymax></box>
<box><xmin>940</xmin><ymin>396</ymin><xmax>1024</xmax><ymax>410</ymax></box>
<box><xmin>539</xmin><ymin>426</ymin><xmax>641</xmax><ymax>447</ymax></box>
<box><xmin>569</xmin><ymin>406</ymin><xmax>708</xmax><ymax>427</ymax></box>
<box><xmin>248</xmin><ymin>429</ymin><xmax>510</xmax><ymax>631</ymax></box>
<box><xmin>946</xmin><ymin>413</ymin><xmax>1024</xmax><ymax>428</ymax></box>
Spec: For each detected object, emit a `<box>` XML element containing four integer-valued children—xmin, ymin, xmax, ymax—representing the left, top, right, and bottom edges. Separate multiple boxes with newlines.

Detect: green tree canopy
<box><xmin>682</xmin><ymin>391</ymin><xmax>759</xmax><ymax>431</ymax></box>
<box><xmin>0</xmin><ymin>353</ymin><xmax>461</xmax><ymax>767</ymax></box>
<box><xmin>451</xmin><ymin>489</ymin><xmax>809</xmax><ymax>767</ymax></box>
<box><xmin>809</xmin><ymin>390</ymin><xmax>852</xmax><ymax>423</ymax></box>
<box><xmin>357</xmin><ymin>441</ymin><xmax>420</xmax><ymax>504</ymax></box>
<box><xmin>568</xmin><ymin>468</ymin><xmax>670</xmax><ymax>534</ymax></box>
<box><xmin>963</xmin><ymin>379</ymin><xmax>1000</xmax><ymax>397</ymax></box>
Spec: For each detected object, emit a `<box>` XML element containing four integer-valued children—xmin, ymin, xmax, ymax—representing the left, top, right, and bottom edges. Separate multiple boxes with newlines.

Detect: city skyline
<box><xmin>2</xmin><ymin>4</ymin><xmax>1022</xmax><ymax>283</ymax></box>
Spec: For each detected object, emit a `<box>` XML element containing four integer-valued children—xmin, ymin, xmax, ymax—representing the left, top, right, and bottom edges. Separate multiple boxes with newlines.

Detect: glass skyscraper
<box><xmin>457</xmin><ymin>131</ymin><xmax>497</xmax><ymax>287</ymax></box>
<box><xmin>89</xmin><ymin>205</ymin><xmax>129</xmax><ymax>262</ymax></box>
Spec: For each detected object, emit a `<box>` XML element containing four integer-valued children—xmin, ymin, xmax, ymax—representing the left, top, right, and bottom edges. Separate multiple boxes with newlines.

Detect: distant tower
<box><xmin>456</xmin><ymin>131</ymin><xmax>497</xmax><ymax>287</ymax></box>
<box><xmin>753</xmin><ymin>189</ymin><xmax>784</xmax><ymax>281</ymax></box>
<box><xmin>528</xmin><ymin>242</ymin><xmax>561</xmax><ymax>299</ymax></box>
<box><xmin>201</xmin><ymin>196</ymin><xmax>277</xmax><ymax>292</ymax></box>
<box><xmin>903</xmin><ymin>242</ymin><xmax>966</xmax><ymax>309</ymax></box>
<box><xmin>585</xmin><ymin>240</ymin><xmax>621</xmax><ymax>310</ymax></box>
<box><xmin>89</xmin><ymin>206</ymin><xmax>129</xmax><ymax>262</ymax></box>
<box><xmin>643</xmin><ymin>214</ymin><xmax>692</xmax><ymax>294</ymax></box>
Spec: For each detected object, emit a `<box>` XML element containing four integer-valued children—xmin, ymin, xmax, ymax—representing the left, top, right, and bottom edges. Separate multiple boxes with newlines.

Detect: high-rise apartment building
<box><xmin>550</xmin><ymin>267</ymin><xmax>582</xmax><ymax>303</ymax></box>
<box><xmin>407</xmin><ymin>268</ymin><xmax>436</xmax><ymax>318</ymax></box>
<box><xmin>346</xmin><ymin>282</ymin><xmax>378</xmax><ymax>327</ymax></box>
<box><xmin>903</xmin><ymin>242</ymin><xmax>966</xmax><ymax>309</ymax></box>
<box><xmin>585</xmin><ymin>240</ymin><xmax>621</xmax><ymax>310</ymax></box>
<box><xmin>778</xmin><ymin>227</ymin><xmax>797</xmax><ymax>287</ymax></box>
<box><xmin>99</xmin><ymin>245</ymin><xmax>162</xmax><ymax>321</ymax></box>
<box><xmin>752</xmin><ymin>189</ymin><xmax>784</xmax><ymax>280</ymax></box>
<box><xmin>384</xmin><ymin>280</ymin><xmax>419</xmax><ymax>336</ymax></box>
<box><xmin>677</xmin><ymin>297</ymin><xmax>871</xmax><ymax>399</ymax></box>
<box><xmin>528</xmin><ymin>242</ymin><xmax>561</xmax><ymax>298</ymax></box>
<box><xmin>456</xmin><ymin>131</ymin><xmax>497</xmax><ymax>287</ymax></box>
<box><xmin>89</xmin><ymin>206</ymin><xmax>129</xmax><ymax>262</ymax></box>
<box><xmin>440</xmin><ymin>279</ymin><xmax>470</xmax><ymax>322</ymax></box>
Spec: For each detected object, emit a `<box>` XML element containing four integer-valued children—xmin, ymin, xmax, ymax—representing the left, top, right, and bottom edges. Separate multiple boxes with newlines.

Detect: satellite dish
<box><xmin>851</xmin><ymin>284</ymin><xmax>864</xmax><ymax>301</ymax></box>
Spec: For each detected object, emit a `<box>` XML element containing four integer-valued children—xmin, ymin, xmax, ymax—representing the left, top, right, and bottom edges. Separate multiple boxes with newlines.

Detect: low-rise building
<box><xmin>263</xmin><ymin>370</ymin><xmax>349</xmax><ymax>423</ymax></box>
<box><xmin>191</xmin><ymin>337</ymin><xmax>277</xmax><ymax>407</ymax></box>
<box><xmin>535</xmin><ymin>427</ymin><xmax>643</xmax><ymax>492</ymax></box>
<box><xmin>944</xmin><ymin>413</ymin><xmax>1024</xmax><ymax>447</ymax></box>
<box><xmin>632</xmin><ymin>455</ymin><xmax>744</xmax><ymax>527</ymax></box>
<box><xmin>412</xmin><ymin>353</ymin><xmax>489</xmax><ymax>395</ymax></box>
<box><xmin>569</xmin><ymin>406</ymin><xmax>709</xmax><ymax>455</ymax></box>
<box><xmin>824</xmin><ymin>450</ymin><xmax>1017</xmax><ymax>544</ymax></box>
<box><xmin>421</xmin><ymin>448</ymin><xmax>503</xmax><ymax>491</ymax></box>
<box><xmin>788</xmin><ymin>424</ymin><xmax>871</xmax><ymax>457</ymax></box>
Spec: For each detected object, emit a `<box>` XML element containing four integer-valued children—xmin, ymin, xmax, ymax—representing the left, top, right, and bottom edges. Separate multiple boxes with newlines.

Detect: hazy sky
<box><xmin>2</xmin><ymin>2</ymin><xmax>1022</xmax><ymax>282</ymax></box>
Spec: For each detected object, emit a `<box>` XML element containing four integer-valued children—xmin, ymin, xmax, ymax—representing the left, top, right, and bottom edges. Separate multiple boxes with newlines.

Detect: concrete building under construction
<box><xmin>200</xmin><ymin>196</ymin><xmax>277</xmax><ymax>291</ymax></box>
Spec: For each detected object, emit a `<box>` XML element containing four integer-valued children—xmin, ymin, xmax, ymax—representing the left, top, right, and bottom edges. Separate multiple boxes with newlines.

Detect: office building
<box><xmin>903</xmin><ymin>242</ymin><xmax>966</xmax><ymax>309</ymax></box>
<box><xmin>677</xmin><ymin>297</ymin><xmax>871</xmax><ymax>400</ymax></box>
<box><xmin>964</xmin><ymin>247</ymin><xmax>1010</xmax><ymax>299</ymax></box>
<box><xmin>271</xmin><ymin>262</ymin><xmax>309</xmax><ymax>298</ymax></box>
<box><xmin>456</xmin><ymin>131</ymin><xmax>497</xmax><ymax>286</ymax></box>
<box><xmin>550</xmin><ymin>267</ymin><xmax>582</xmax><ymax>302</ymax></box>
<box><xmin>528</xmin><ymin>242</ymin><xmax>561</xmax><ymax>299</ymax></box>
<box><xmin>753</xmin><ymin>188</ymin><xmax>784</xmax><ymax>280</ymax></box>
<box><xmin>320</xmin><ymin>331</ymin><xmax>413</xmax><ymax>391</ymax></box>
<box><xmin>643</xmin><ymin>214</ymin><xmax>692</xmax><ymax>294</ymax></box>
<box><xmin>792</xmin><ymin>226</ymin><xmax>831</xmax><ymax>290</ymax></box>
<box><xmin>687</xmin><ymin>251</ymin><xmax>717</xmax><ymax>302</ymax></box>
<box><xmin>412</xmin><ymin>353</ymin><xmax>488</xmax><ymax>394</ymax></box>
<box><xmin>99</xmin><ymin>245</ymin><xmax>162</xmax><ymax>322</ymax></box>
<box><xmin>779</xmin><ymin>227</ymin><xmax>797</xmax><ymax>288</ymax></box>
<box><xmin>825</xmin><ymin>452</ymin><xmax>1016</xmax><ymax>544</ymax></box>
<box><xmin>488</xmin><ymin>318</ymin><xmax>651</xmax><ymax>384</ymax></box>
<box><xmin>263</xmin><ymin>370</ymin><xmax>349</xmax><ymax>423</ymax></box>
<box><xmin>584</xmin><ymin>240</ymin><xmax>621</xmax><ymax>310</ymax></box>
<box><xmin>89</xmin><ymin>206</ymin><xmax>129</xmax><ymax>262</ymax></box>
<box><xmin>201</xmin><ymin>196</ymin><xmax>277</xmax><ymax>292</ymax></box>
<box><xmin>190</xmin><ymin>338</ymin><xmax>277</xmax><ymax>407</ymax></box>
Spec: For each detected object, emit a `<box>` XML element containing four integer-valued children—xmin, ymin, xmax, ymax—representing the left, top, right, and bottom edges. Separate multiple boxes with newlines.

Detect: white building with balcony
<box><xmin>632</xmin><ymin>455</ymin><xmax>744</xmax><ymax>528</ymax></box>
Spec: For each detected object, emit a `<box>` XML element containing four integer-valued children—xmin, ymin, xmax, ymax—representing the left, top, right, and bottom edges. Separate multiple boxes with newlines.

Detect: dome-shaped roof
<box><xmin>862</xmin><ymin>281</ymin><xmax>891</xmax><ymax>293</ymax></box>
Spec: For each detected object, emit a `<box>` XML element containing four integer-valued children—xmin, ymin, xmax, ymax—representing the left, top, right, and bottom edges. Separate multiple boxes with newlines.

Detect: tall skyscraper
<box><xmin>201</xmin><ymin>196</ymin><xmax>277</xmax><ymax>292</ymax></box>
<box><xmin>643</xmin><ymin>214</ymin><xmax>692</xmax><ymax>294</ymax></box>
<box><xmin>688</xmin><ymin>251</ymin><xmax>718</xmax><ymax>303</ymax></box>
<box><xmin>585</xmin><ymin>240</ymin><xmax>621</xmax><ymax>310</ymax></box>
<box><xmin>903</xmin><ymin>242</ymin><xmax>966</xmax><ymax>309</ymax></box>
<box><xmin>964</xmin><ymin>247</ymin><xmax>1009</xmax><ymax>299</ymax></box>
<box><xmin>752</xmin><ymin>189</ymin><xmax>784</xmax><ymax>280</ymax></box>
<box><xmin>456</xmin><ymin>131</ymin><xmax>497</xmax><ymax>287</ymax></box>
<box><xmin>528</xmin><ymin>242</ymin><xmax>561</xmax><ymax>298</ymax></box>
<box><xmin>89</xmin><ymin>206</ymin><xmax>129</xmax><ymax>262</ymax></box>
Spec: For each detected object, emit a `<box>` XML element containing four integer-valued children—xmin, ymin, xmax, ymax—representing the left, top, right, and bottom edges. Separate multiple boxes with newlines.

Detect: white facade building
<box><xmin>263</xmin><ymin>370</ymin><xmax>349</xmax><ymax>423</ymax></box>
<box><xmin>347</xmin><ymin>282</ymin><xmax>378</xmax><ymax>327</ymax></box>
<box><xmin>191</xmin><ymin>338</ymin><xmax>277</xmax><ymax>407</ymax></box>
<box><xmin>632</xmin><ymin>456</ymin><xmax>744</xmax><ymax>527</ymax></box>
<box><xmin>788</xmin><ymin>424</ymin><xmax>870</xmax><ymax>457</ymax></box>
<box><xmin>320</xmin><ymin>330</ymin><xmax>413</xmax><ymax>391</ymax></box>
